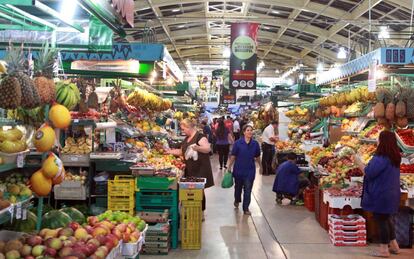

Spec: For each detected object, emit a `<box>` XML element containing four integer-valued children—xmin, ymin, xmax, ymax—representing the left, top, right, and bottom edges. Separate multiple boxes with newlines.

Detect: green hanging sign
<box><xmin>89</xmin><ymin>17</ymin><xmax>113</xmax><ymax>51</ymax></box>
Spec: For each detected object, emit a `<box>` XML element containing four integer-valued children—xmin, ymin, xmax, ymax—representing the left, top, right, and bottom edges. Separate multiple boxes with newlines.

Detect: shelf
<box><xmin>71</xmin><ymin>119</ymin><xmax>97</xmax><ymax>127</ymax></box>
<box><xmin>0</xmin><ymin>119</ymin><xmax>19</xmax><ymax>127</ymax></box>
<box><xmin>0</xmin><ymin>163</ymin><xmax>17</xmax><ymax>173</ymax></box>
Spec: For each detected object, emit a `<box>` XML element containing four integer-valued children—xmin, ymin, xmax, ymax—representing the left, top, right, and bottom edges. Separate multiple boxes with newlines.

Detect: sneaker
<box><xmin>234</xmin><ymin>201</ymin><xmax>239</xmax><ymax>209</ymax></box>
<box><xmin>243</xmin><ymin>210</ymin><xmax>252</xmax><ymax>215</ymax></box>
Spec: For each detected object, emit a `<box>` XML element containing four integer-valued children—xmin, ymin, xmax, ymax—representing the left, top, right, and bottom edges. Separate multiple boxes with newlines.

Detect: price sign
<box><xmin>16</xmin><ymin>203</ymin><xmax>22</xmax><ymax>220</ymax></box>
<box><xmin>17</xmin><ymin>153</ymin><xmax>24</xmax><ymax>168</ymax></box>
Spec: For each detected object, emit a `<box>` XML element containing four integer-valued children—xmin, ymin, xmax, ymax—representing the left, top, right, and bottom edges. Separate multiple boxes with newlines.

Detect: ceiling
<box><xmin>123</xmin><ymin>0</ymin><xmax>414</xmax><ymax>77</ymax></box>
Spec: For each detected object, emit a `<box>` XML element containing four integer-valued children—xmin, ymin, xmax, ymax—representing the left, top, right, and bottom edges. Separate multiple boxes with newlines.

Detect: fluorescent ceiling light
<box><xmin>262</xmin><ymin>26</ymin><xmax>270</xmax><ymax>30</ymax></box>
<box><xmin>60</xmin><ymin>0</ymin><xmax>78</xmax><ymax>21</ymax></box>
<box><xmin>337</xmin><ymin>47</ymin><xmax>347</xmax><ymax>59</ymax></box>
<box><xmin>378</xmin><ymin>26</ymin><xmax>390</xmax><ymax>39</ymax></box>
<box><xmin>172</xmin><ymin>8</ymin><xmax>180</xmax><ymax>12</ymax></box>
<box><xmin>223</xmin><ymin>47</ymin><xmax>231</xmax><ymax>58</ymax></box>
<box><xmin>299</xmin><ymin>73</ymin><xmax>304</xmax><ymax>80</ymax></box>
<box><xmin>272</xmin><ymin>10</ymin><xmax>279</xmax><ymax>14</ymax></box>
<box><xmin>275</xmin><ymin>69</ymin><xmax>280</xmax><ymax>73</ymax></box>
<box><xmin>178</xmin><ymin>24</ymin><xmax>185</xmax><ymax>28</ymax></box>
<box><xmin>317</xmin><ymin>63</ymin><xmax>324</xmax><ymax>72</ymax></box>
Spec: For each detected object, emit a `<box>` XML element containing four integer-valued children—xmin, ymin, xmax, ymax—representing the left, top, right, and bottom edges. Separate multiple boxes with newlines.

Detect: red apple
<box><xmin>122</xmin><ymin>233</ymin><xmax>130</xmax><ymax>243</ymax></box>
<box><xmin>68</xmin><ymin>222</ymin><xmax>80</xmax><ymax>231</ymax></box>
<box><xmin>99</xmin><ymin>220</ymin><xmax>114</xmax><ymax>230</ymax></box>
<box><xmin>111</xmin><ymin>228</ymin><xmax>122</xmax><ymax>239</ymax></box>
<box><xmin>45</xmin><ymin>248</ymin><xmax>57</xmax><ymax>257</ymax></box>
<box><xmin>92</xmin><ymin>227</ymin><xmax>108</xmax><ymax>237</ymax></box>
<box><xmin>58</xmin><ymin>227</ymin><xmax>74</xmax><ymax>237</ymax></box>
<box><xmin>20</xmin><ymin>245</ymin><xmax>32</xmax><ymax>256</ymax></box>
<box><xmin>95</xmin><ymin>235</ymin><xmax>107</xmax><ymax>246</ymax></box>
<box><xmin>24</xmin><ymin>256</ymin><xmax>35</xmax><ymax>259</ymax></box>
<box><xmin>45</xmin><ymin>237</ymin><xmax>63</xmax><ymax>250</ymax></box>
<box><xmin>85</xmin><ymin>225</ymin><xmax>94</xmax><ymax>234</ymax></box>
<box><xmin>26</xmin><ymin>236</ymin><xmax>42</xmax><ymax>247</ymax></box>
<box><xmin>104</xmin><ymin>241</ymin><xmax>114</xmax><ymax>250</ymax></box>
<box><xmin>115</xmin><ymin>223</ymin><xmax>127</xmax><ymax>232</ymax></box>
<box><xmin>106</xmin><ymin>234</ymin><xmax>119</xmax><ymax>246</ymax></box>
<box><xmin>87</xmin><ymin>216</ymin><xmax>99</xmax><ymax>226</ymax></box>
<box><xmin>127</xmin><ymin>223</ymin><xmax>136</xmax><ymax>231</ymax></box>
<box><xmin>87</xmin><ymin>238</ymin><xmax>100</xmax><ymax>248</ymax></box>
<box><xmin>69</xmin><ymin>251</ymin><xmax>86</xmax><ymax>259</ymax></box>
<box><xmin>86</xmin><ymin>243</ymin><xmax>98</xmax><ymax>255</ymax></box>
<box><xmin>58</xmin><ymin>247</ymin><xmax>73</xmax><ymax>258</ymax></box>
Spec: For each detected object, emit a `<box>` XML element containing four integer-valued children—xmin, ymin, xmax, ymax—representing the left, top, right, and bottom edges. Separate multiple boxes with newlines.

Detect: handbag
<box><xmin>221</xmin><ymin>171</ymin><xmax>234</xmax><ymax>188</ymax></box>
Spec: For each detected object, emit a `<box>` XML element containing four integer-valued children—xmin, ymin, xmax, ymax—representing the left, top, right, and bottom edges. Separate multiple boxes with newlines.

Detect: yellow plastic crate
<box><xmin>108</xmin><ymin>175</ymin><xmax>135</xmax><ymax>196</ymax></box>
<box><xmin>108</xmin><ymin>196</ymin><xmax>135</xmax><ymax>215</ymax></box>
<box><xmin>181</xmin><ymin>201</ymin><xmax>202</xmax><ymax>250</ymax></box>
<box><xmin>179</xmin><ymin>189</ymin><xmax>203</xmax><ymax>201</ymax></box>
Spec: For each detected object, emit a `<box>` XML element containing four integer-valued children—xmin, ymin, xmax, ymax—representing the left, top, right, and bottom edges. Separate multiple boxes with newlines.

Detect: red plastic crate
<box><xmin>329</xmin><ymin>229</ymin><xmax>367</xmax><ymax>238</ymax></box>
<box><xmin>328</xmin><ymin>214</ymin><xmax>366</xmax><ymax>226</ymax></box>
<box><xmin>304</xmin><ymin>187</ymin><xmax>315</xmax><ymax>212</ymax></box>
<box><xmin>329</xmin><ymin>234</ymin><xmax>367</xmax><ymax>244</ymax></box>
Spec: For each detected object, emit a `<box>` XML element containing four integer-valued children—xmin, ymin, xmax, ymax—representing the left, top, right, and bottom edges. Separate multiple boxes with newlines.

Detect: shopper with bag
<box><xmin>167</xmin><ymin>119</ymin><xmax>214</xmax><ymax>216</ymax></box>
<box><xmin>354</xmin><ymin>131</ymin><xmax>401</xmax><ymax>258</ymax></box>
<box><xmin>261</xmin><ymin>121</ymin><xmax>279</xmax><ymax>175</ymax></box>
<box><xmin>215</xmin><ymin>119</ymin><xmax>234</xmax><ymax>170</ymax></box>
<box><xmin>226</xmin><ymin>125</ymin><xmax>261</xmax><ymax>215</ymax></box>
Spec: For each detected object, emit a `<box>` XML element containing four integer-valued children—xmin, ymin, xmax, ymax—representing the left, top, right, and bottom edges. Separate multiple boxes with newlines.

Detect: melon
<box><xmin>42</xmin><ymin>210</ymin><xmax>72</xmax><ymax>229</ymax></box>
<box><xmin>42</xmin><ymin>153</ymin><xmax>63</xmax><ymax>179</ymax></box>
<box><xmin>33</xmin><ymin>124</ymin><xmax>56</xmax><ymax>152</ymax></box>
<box><xmin>30</xmin><ymin>170</ymin><xmax>52</xmax><ymax>197</ymax></box>
<box><xmin>49</xmin><ymin>103</ymin><xmax>71</xmax><ymax>129</ymax></box>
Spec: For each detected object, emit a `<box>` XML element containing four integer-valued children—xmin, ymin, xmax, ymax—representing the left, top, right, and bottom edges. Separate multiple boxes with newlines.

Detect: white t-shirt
<box><xmin>262</xmin><ymin>124</ymin><xmax>275</xmax><ymax>145</ymax></box>
<box><xmin>233</xmin><ymin>120</ymin><xmax>240</xmax><ymax>132</ymax></box>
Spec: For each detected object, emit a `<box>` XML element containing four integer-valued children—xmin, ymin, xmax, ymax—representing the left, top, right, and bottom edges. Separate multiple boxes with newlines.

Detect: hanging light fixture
<box><xmin>317</xmin><ymin>62</ymin><xmax>324</xmax><ymax>72</ymax></box>
<box><xmin>223</xmin><ymin>47</ymin><xmax>231</xmax><ymax>58</ymax></box>
<box><xmin>299</xmin><ymin>73</ymin><xmax>305</xmax><ymax>80</ymax></box>
<box><xmin>378</xmin><ymin>26</ymin><xmax>390</xmax><ymax>39</ymax></box>
<box><xmin>337</xmin><ymin>47</ymin><xmax>347</xmax><ymax>59</ymax></box>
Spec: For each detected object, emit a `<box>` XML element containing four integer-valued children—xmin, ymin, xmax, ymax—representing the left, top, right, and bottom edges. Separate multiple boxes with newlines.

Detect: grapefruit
<box><xmin>49</xmin><ymin>103</ymin><xmax>71</xmax><ymax>129</ymax></box>
<box><xmin>33</xmin><ymin>124</ymin><xmax>56</xmax><ymax>152</ymax></box>
<box><xmin>30</xmin><ymin>170</ymin><xmax>52</xmax><ymax>196</ymax></box>
<box><xmin>42</xmin><ymin>153</ymin><xmax>63</xmax><ymax>179</ymax></box>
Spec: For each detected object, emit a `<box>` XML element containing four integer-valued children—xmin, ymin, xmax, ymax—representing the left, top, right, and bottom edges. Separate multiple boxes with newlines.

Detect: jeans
<box><xmin>234</xmin><ymin>178</ymin><xmax>254</xmax><ymax>211</ymax></box>
<box><xmin>216</xmin><ymin>144</ymin><xmax>230</xmax><ymax>168</ymax></box>
<box><xmin>373</xmin><ymin>213</ymin><xmax>396</xmax><ymax>244</ymax></box>
<box><xmin>261</xmin><ymin>143</ymin><xmax>275</xmax><ymax>175</ymax></box>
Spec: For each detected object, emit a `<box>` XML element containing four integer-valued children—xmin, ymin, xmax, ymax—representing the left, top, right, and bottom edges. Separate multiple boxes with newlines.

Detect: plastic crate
<box><xmin>142</xmin><ymin>247</ymin><xmax>169</xmax><ymax>255</ymax></box>
<box><xmin>304</xmin><ymin>187</ymin><xmax>315</xmax><ymax>212</ymax></box>
<box><xmin>122</xmin><ymin>236</ymin><xmax>144</xmax><ymax>256</ymax></box>
<box><xmin>146</xmin><ymin>222</ymin><xmax>170</xmax><ymax>236</ymax></box>
<box><xmin>136</xmin><ymin>176</ymin><xmax>177</xmax><ymax>191</ymax></box>
<box><xmin>329</xmin><ymin>228</ymin><xmax>367</xmax><ymax>238</ymax></box>
<box><xmin>108</xmin><ymin>175</ymin><xmax>135</xmax><ymax>197</ymax></box>
<box><xmin>144</xmin><ymin>240</ymin><xmax>170</xmax><ymax>248</ymax></box>
<box><xmin>179</xmin><ymin>189</ymin><xmax>203</xmax><ymax>201</ymax></box>
<box><xmin>135</xmin><ymin>190</ymin><xmax>178</xmax><ymax>208</ymax></box>
<box><xmin>60</xmin><ymin>154</ymin><xmax>90</xmax><ymax>167</ymax></box>
<box><xmin>178</xmin><ymin>178</ymin><xmax>206</xmax><ymax>189</ymax></box>
<box><xmin>54</xmin><ymin>184</ymin><xmax>87</xmax><ymax>200</ymax></box>
<box><xmin>145</xmin><ymin>235</ymin><xmax>169</xmax><ymax>242</ymax></box>
<box><xmin>328</xmin><ymin>214</ymin><xmax>366</xmax><ymax>227</ymax></box>
<box><xmin>181</xmin><ymin>201</ymin><xmax>202</xmax><ymax>250</ymax></box>
<box><xmin>136</xmin><ymin>210</ymin><xmax>169</xmax><ymax>223</ymax></box>
<box><xmin>95</xmin><ymin>197</ymin><xmax>107</xmax><ymax>208</ymax></box>
<box><xmin>108</xmin><ymin>196</ymin><xmax>135</xmax><ymax>215</ymax></box>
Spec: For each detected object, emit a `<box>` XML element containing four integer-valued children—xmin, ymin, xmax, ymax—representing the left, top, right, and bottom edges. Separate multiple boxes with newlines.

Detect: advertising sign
<box><xmin>213</xmin><ymin>69</ymin><xmax>236</xmax><ymax>104</ymax></box>
<box><xmin>230</xmin><ymin>23</ymin><xmax>259</xmax><ymax>90</ymax></box>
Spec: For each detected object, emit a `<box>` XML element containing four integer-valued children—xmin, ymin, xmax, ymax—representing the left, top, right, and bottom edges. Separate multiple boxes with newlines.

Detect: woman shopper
<box><xmin>215</xmin><ymin>120</ymin><xmax>234</xmax><ymax>170</ymax></box>
<box><xmin>167</xmin><ymin>119</ymin><xmax>214</xmax><ymax>217</ymax></box>
<box><xmin>354</xmin><ymin>130</ymin><xmax>401</xmax><ymax>258</ymax></box>
<box><xmin>226</xmin><ymin>125</ymin><xmax>261</xmax><ymax>215</ymax></box>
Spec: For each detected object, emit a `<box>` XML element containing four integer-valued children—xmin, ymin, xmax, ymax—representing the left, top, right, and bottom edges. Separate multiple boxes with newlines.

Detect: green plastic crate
<box><xmin>136</xmin><ymin>176</ymin><xmax>177</xmax><ymax>191</ymax></box>
<box><xmin>135</xmin><ymin>190</ymin><xmax>178</xmax><ymax>208</ymax></box>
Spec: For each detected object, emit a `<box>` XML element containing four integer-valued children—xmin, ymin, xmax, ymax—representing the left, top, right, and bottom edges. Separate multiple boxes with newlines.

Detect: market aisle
<box><xmin>252</xmin><ymin>174</ymin><xmax>414</xmax><ymax>259</ymax></box>
<box><xmin>143</xmin><ymin>155</ymin><xmax>269</xmax><ymax>259</ymax></box>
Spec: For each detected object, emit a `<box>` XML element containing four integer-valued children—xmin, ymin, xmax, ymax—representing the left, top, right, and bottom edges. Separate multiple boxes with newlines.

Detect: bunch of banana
<box><xmin>61</xmin><ymin>136</ymin><xmax>92</xmax><ymax>154</ymax></box>
<box><xmin>56</xmin><ymin>81</ymin><xmax>81</xmax><ymax>110</ymax></box>
<box><xmin>7</xmin><ymin>107</ymin><xmax>45</xmax><ymax>127</ymax></box>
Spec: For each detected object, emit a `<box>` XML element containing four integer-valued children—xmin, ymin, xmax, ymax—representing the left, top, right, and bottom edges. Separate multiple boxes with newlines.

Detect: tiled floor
<box><xmin>142</xmin><ymin>156</ymin><xmax>414</xmax><ymax>259</ymax></box>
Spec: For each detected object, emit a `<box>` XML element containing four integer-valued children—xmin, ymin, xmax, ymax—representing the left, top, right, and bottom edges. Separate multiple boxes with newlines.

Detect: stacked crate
<box><xmin>179</xmin><ymin>187</ymin><xmax>204</xmax><ymax>250</ymax></box>
<box><xmin>135</xmin><ymin>189</ymin><xmax>178</xmax><ymax>249</ymax></box>
<box><xmin>108</xmin><ymin>175</ymin><xmax>135</xmax><ymax>215</ymax></box>
<box><xmin>142</xmin><ymin>222</ymin><xmax>171</xmax><ymax>255</ymax></box>
<box><xmin>328</xmin><ymin>214</ymin><xmax>367</xmax><ymax>246</ymax></box>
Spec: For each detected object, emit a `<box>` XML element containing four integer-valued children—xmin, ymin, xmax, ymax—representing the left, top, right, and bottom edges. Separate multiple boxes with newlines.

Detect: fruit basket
<box><xmin>178</xmin><ymin>177</ymin><xmax>206</xmax><ymax>189</ymax></box>
<box><xmin>122</xmin><ymin>236</ymin><xmax>144</xmax><ymax>256</ymax></box>
<box><xmin>106</xmin><ymin>241</ymin><xmax>122</xmax><ymax>259</ymax></box>
<box><xmin>396</xmin><ymin>129</ymin><xmax>414</xmax><ymax>152</ymax></box>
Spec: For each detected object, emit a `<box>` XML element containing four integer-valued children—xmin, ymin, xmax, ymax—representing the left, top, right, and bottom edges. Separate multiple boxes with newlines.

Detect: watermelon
<box><xmin>59</xmin><ymin>207</ymin><xmax>86</xmax><ymax>224</ymax></box>
<box><xmin>42</xmin><ymin>210</ymin><xmax>72</xmax><ymax>229</ymax></box>
<box><xmin>4</xmin><ymin>211</ymin><xmax>37</xmax><ymax>233</ymax></box>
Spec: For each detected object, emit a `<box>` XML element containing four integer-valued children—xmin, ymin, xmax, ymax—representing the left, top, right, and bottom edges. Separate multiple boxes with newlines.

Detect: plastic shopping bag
<box><xmin>221</xmin><ymin>171</ymin><xmax>234</xmax><ymax>188</ymax></box>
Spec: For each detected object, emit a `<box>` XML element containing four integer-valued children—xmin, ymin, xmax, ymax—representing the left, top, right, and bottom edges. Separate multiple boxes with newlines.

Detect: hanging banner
<box><xmin>368</xmin><ymin>61</ymin><xmax>377</xmax><ymax>93</ymax></box>
<box><xmin>230</xmin><ymin>23</ymin><xmax>259</xmax><ymax>90</ymax></box>
<box><xmin>214</xmin><ymin>69</ymin><xmax>236</xmax><ymax>104</ymax></box>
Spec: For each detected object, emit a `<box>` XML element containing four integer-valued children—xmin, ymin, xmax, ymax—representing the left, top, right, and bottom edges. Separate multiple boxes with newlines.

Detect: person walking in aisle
<box><xmin>233</xmin><ymin>117</ymin><xmax>240</xmax><ymax>140</ymax></box>
<box><xmin>215</xmin><ymin>120</ymin><xmax>234</xmax><ymax>170</ymax></box>
<box><xmin>167</xmin><ymin>119</ymin><xmax>214</xmax><ymax>218</ymax></box>
<box><xmin>225</xmin><ymin>116</ymin><xmax>234</xmax><ymax>133</ymax></box>
<box><xmin>261</xmin><ymin>121</ymin><xmax>279</xmax><ymax>175</ymax></box>
<box><xmin>226</xmin><ymin>125</ymin><xmax>261</xmax><ymax>215</ymax></box>
<box><xmin>354</xmin><ymin>131</ymin><xmax>401</xmax><ymax>258</ymax></box>
<box><xmin>211</xmin><ymin>118</ymin><xmax>218</xmax><ymax>154</ymax></box>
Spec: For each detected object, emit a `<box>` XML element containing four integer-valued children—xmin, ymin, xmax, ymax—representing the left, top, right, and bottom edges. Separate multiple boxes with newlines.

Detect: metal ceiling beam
<box><xmin>33</xmin><ymin>0</ymin><xmax>84</xmax><ymax>33</ymax></box>
<box><xmin>2</xmin><ymin>4</ymin><xmax>57</xmax><ymax>30</ymax></box>
<box><xmin>0</xmin><ymin>9</ymin><xmax>48</xmax><ymax>31</ymax></box>
<box><xmin>299</xmin><ymin>0</ymin><xmax>383</xmax><ymax>59</ymax></box>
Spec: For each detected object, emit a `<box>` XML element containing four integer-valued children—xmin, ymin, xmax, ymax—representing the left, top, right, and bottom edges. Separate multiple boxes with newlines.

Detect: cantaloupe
<box><xmin>30</xmin><ymin>170</ymin><xmax>52</xmax><ymax>197</ymax></box>
<box><xmin>33</xmin><ymin>124</ymin><xmax>56</xmax><ymax>152</ymax></box>
<box><xmin>49</xmin><ymin>103</ymin><xmax>71</xmax><ymax>129</ymax></box>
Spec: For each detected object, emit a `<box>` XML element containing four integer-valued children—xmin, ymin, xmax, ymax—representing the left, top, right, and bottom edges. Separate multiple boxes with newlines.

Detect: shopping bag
<box><xmin>221</xmin><ymin>171</ymin><xmax>234</xmax><ymax>188</ymax></box>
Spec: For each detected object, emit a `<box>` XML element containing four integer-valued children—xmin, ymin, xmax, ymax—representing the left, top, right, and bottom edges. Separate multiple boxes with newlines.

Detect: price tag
<box><xmin>74</xmin><ymin>119</ymin><xmax>79</xmax><ymax>123</ymax></box>
<box><xmin>70</xmin><ymin>156</ymin><xmax>79</xmax><ymax>162</ymax></box>
<box><xmin>22</xmin><ymin>208</ymin><xmax>27</xmax><ymax>220</ymax></box>
<box><xmin>8</xmin><ymin>206</ymin><xmax>14</xmax><ymax>223</ymax></box>
<box><xmin>16</xmin><ymin>203</ymin><xmax>22</xmax><ymax>219</ymax></box>
<box><xmin>17</xmin><ymin>153</ymin><xmax>24</xmax><ymax>168</ymax></box>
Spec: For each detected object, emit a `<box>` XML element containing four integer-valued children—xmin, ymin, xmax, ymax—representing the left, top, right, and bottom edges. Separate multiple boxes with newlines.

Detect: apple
<box><xmin>62</xmin><ymin>240</ymin><xmax>73</xmax><ymax>247</ymax></box>
<box><xmin>67</xmin><ymin>236</ymin><xmax>77</xmax><ymax>243</ymax></box>
<box><xmin>59</xmin><ymin>228</ymin><xmax>74</xmax><ymax>237</ymax></box>
<box><xmin>44</xmin><ymin>248</ymin><xmax>57</xmax><ymax>257</ymax></box>
<box><xmin>107</xmin><ymin>234</ymin><xmax>119</xmax><ymax>246</ymax></box>
<box><xmin>86</xmin><ymin>243</ymin><xmax>98</xmax><ymax>255</ymax></box>
<box><xmin>96</xmin><ymin>246</ymin><xmax>108</xmax><ymax>257</ymax></box>
<box><xmin>87</xmin><ymin>238</ymin><xmax>100</xmax><ymax>248</ymax></box>
<box><xmin>26</xmin><ymin>236</ymin><xmax>42</xmax><ymax>247</ymax></box>
<box><xmin>59</xmin><ymin>235</ymin><xmax>68</xmax><ymax>241</ymax></box>
<box><xmin>104</xmin><ymin>241</ymin><xmax>114</xmax><ymax>250</ymax></box>
<box><xmin>85</xmin><ymin>225</ymin><xmax>94</xmax><ymax>234</ymax></box>
<box><xmin>45</xmin><ymin>238</ymin><xmax>63</xmax><ymax>250</ymax></box>
<box><xmin>61</xmin><ymin>256</ymin><xmax>79</xmax><ymax>259</ymax></box>
<box><xmin>89</xmin><ymin>254</ymin><xmax>101</xmax><ymax>259</ymax></box>
<box><xmin>115</xmin><ymin>223</ymin><xmax>127</xmax><ymax>232</ymax></box>
<box><xmin>70</xmin><ymin>251</ymin><xmax>86</xmax><ymax>259</ymax></box>
<box><xmin>95</xmin><ymin>235</ymin><xmax>107</xmax><ymax>246</ymax></box>
<box><xmin>111</xmin><ymin>228</ymin><xmax>122</xmax><ymax>239</ymax></box>
<box><xmin>68</xmin><ymin>222</ymin><xmax>80</xmax><ymax>231</ymax></box>
<box><xmin>87</xmin><ymin>216</ymin><xmax>99</xmax><ymax>226</ymax></box>
<box><xmin>44</xmin><ymin>229</ymin><xmax>58</xmax><ymax>239</ymax></box>
<box><xmin>92</xmin><ymin>227</ymin><xmax>108</xmax><ymax>238</ymax></box>
<box><xmin>58</xmin><ymin>247</ymin><xmax>73</xmax><ymax>257</ymax></box>
<box><xmin>122</xmin><ymin>233</ymin><xmax>130</xmax><ymax>243</ymax></box>
<box><xmin>19</xmin><ymin>245</ymin><xmax>32</xmax><ymax>256</ymax></box>
<box><xmin>99</xmin><ymin>220</ymin><xmax>114</xmax><ymax>230</ymax></box>
<box><xmin>31</xmin><ymin>245</ymin><xmax>46</xmax><ymax>257</ymax></box>
<box><xmin>127</xmin><ymin>222</ymin><xmax>136</xmax><ymax>231</ymax></box>
<box><xmin>24</xmin><ymin>256</ymin><xmax>35</xmax><ymax>259</ymax></box>
<box><xmin>74</xmin><ymin>228</ymin><xmax>88</xmax><ymax>241</ymax></box>
<box><xmin>125</xmin><ymin>227</ymin><xmax>132</xmax><ymax>234</ymax></box>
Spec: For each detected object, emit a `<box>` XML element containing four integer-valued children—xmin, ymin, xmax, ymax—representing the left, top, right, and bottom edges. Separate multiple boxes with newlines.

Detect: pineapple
<box><xmin>406</xmin><ymin>88</ymin><xmax>414</xmax><ymax>119</ymax></box>
<box><xmin>34</xmin><ymin>43</ymin><xmax>58</xmax><ymax>103</ymax></box>
<box><xmin>5</xmin><ymin>45</ymin><xmax>40</xmax><ymax>108</ymax></box>
<box><xmin>0</xmin><ymin>76</ymin><xmax>22</xmax><ymax>109</ymax></box>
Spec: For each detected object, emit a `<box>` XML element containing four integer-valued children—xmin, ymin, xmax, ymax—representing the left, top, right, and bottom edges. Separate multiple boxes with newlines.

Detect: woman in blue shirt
<box><xmin>226</xmin><ymin>125</ymin><xmax>261</xmax><ymax>215</ymax></box>
<box><xmin>354</xmin><ymin>130</ymin><xmax>401</xmax><ymax>257</ymax></box>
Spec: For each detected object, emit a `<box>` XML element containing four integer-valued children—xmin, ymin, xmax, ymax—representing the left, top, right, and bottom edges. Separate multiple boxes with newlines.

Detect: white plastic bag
<box><xmin>185</xmin><ymin>144</ymin><xmax>198</xmax><ymax>161</ymax></box>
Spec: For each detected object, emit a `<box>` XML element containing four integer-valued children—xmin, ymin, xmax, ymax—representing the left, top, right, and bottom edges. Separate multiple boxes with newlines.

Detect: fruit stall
<box><xmin>281</xmin><ymin>48</ymin><xmax>414</xmax><ymax>247</ymax></box>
